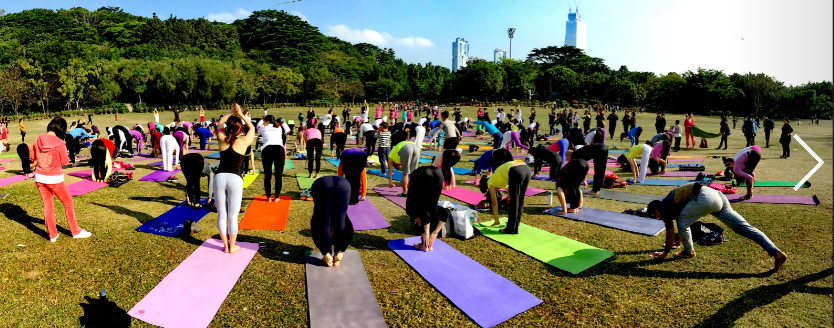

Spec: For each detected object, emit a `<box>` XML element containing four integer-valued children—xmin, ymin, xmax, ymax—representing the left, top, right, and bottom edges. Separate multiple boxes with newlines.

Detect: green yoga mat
<box><xmin>474</xmin><ymin>218</ymin><xmax>613</xmax><ymax>274</ymax></box>
<box><xmin>280</xmin><ymin>159</ymin><xmax>296</xmax><ymax>169</ymax></box>
<box><xmin>295</xmin><ymin>173</ymin><xmax>319</xmax><ymax>189</ymax></box>
<box><xmin>689</xmin><ymin>126</ymin><xmax>722</xmax><ymax>138</ymax></box>
<box><xmin>0</xmin><ymin>155</ymin><xmax>17</xmax><ymax>158</ymax></box>
<box><xmin>734</xmin><ymin>180</ymin><xmax>812</xmax><ymax>188</ymax></box>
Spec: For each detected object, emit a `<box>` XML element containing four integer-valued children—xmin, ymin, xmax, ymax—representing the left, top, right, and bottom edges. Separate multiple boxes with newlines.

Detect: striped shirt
<box><xmin>378</xmin><ymin>131</ymin><xmax>391</xmax><ymax>148</ymax></box>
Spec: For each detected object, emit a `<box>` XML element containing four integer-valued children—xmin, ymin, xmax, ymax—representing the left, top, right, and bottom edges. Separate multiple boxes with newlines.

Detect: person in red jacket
<box><xmin>150</xmin><ymin>129</ymin><xmax>162</xmax><ymax>158</ymax></box>
<box><xmin>34</xmin><ymin>117</ymin><xmax>92</xmax><ymax>242</ymax></box>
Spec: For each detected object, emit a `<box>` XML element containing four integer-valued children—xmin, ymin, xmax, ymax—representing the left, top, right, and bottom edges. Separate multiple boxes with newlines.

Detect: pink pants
<box><xmin>36</xmin><ymin>181</ymin><xmax>83</xmax><ymax>239</ymax></box>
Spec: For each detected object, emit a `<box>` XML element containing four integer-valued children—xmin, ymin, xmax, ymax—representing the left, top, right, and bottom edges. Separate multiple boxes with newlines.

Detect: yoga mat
<box><xmin>421</xmin><ymin>151</ymin><xmax>439</xmax><ymax>157</ymax></box>
<box><xmin>668</xmin><ymin>158</ymin><xmax>704</xmax><ymax>162</ymax></box>
<box><xmin>147</xmin><ymin>160</ymin><xmax>177</xmax><ymax>166</ymax></box>
<box><xmin>669</xmin><ymin>155</ymin><xmax>710</xmax><ymax>159</ymax></box>
<box><xmin>734</xmin><ymin>180</ymin><xmax>812</xmax><ymax>188</ymax></box>
<box><xmin>139</xmin><ymin>169</ymin><xmax>181</xmax><ymax>182</ymax></box>
<box><xmin>0</xmin><ymin>174</ymin><xmax>29</xmax><ymax>187</ymax></box>
<box><xmin>347</xmin><ymin>199</ymin><xmax>391</xmax><ymax>230</ymax></box>
<box><xmin>462</xmin><ymin>142</ymin><xmax>490</xmax><ymax>145</ymax></box>
<box><xmin>666</xmin><ymin>163</ymin><xmax>703</xmax><ymax>168</ymax></box>
<box><xmin>0</xmin><ymin>160</ymin><xmax>12</xmax><ymax>162</ymax></box>
<box><xmin>242</xmin><ymin>172</ymin><xmax>259</xmax><ymax>188</ymax></box>
<box><xmin>725</xmin><ymin>194</ymin><xmax>820</xmax><ymax>205</ymax></box>
<box><xmin>126</xmin><ymin>156</ymin><xmax>156</xmax><ymax>162</ymax></box>
<box><xmin>281</xmin><ymin>159</ymin><xmax>296</xmax><ymax>169</ymax></box>
<box><xmin>368</xmin><ymin>169</ymin><xmax>402</xmax><ymax>181</ymax></box>
<box><xmin>128</xmin><ymin>239</ymin><xmax>258</xmax><ymax>328</ymax></box>
<box><xmin>389</xmin><ymin>237</ymin><xmax>542</xmax><ymax>328</ymax></box>
<box><xmin>0</xmin><ymin>154</ymin><xmax>18</xmax><ymax>158</ymax></box>
<box><xmin>647</xmin><ymin>171</ymin><xmax>711</xmax><ymax>177</ymax></box>
<box><xmin>205</xmin><ymin>152</ymin><xmax>220</xmax><ymax>158</ymax></box>
<box><xmin>239</xmin><ymin>196</ymin><xmax>291</xmax><ymax>230</ymax></box>
<box><xmin>545</xmin><ymin>206</ymin><xmax>666</xmax><ymax>236</ymax></box>
<box><xmin>582</xmin><ymin>190</ymin><xmax>664</xmax><ymax>204</ymax></box>
<box><xmin>136</xmin><ymin>199</ymin><xmax>211</xmax><ymax>237</ymax></box>
<box><xmin>373</xmin><ymin>187</ymin><xmax>407</xmax><ymax>208</ymax></box>
<box><xmin>67</xmin><ymin>179</ymin><xmax>108</xmax><ymax>196</ymax></box>
<box><xmin>453</xmin><ymin>167</ymin><xmax>474</xmax><ymax>175</ymax></box>
<box><xmin>306</xmin><ymin>250</ymin><xmax>387</xmax><ymax>328</ymax></box>
<box><xmin>633</xmin><ymin>179</ymin><xmax>694</xmax><ymax>186</ymax></box>
<box><xmin>67</xmin><ymin>168</ymin><xmax>123</xmax><ymax>179</ymax></box>
<box><xmin>441</xmin><ymin>187</ymin><xmax>486</xmax><ymax>206</ymax></box>
<box><xmin>474</xmin><ymin>218</ymin><xmax>613</xmax><ymax>274</ymax></box>
<box><xmin>295</xmin><ymin>173</ymin><xmax>319</xmax><ymax>189</ymax></box>
<box><xmin>464</xmin><ymin>180</ymin><xmax>548</xmax><ymax>197</ymax></box>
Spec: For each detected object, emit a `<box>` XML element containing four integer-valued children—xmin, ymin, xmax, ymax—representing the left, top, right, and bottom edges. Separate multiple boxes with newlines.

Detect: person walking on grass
<box><xmin>716</xmin><ymin>116</ymin><xmax>730</xmax><ymax>150</ymax></box>
<box><xmin>215</xmin><ymin>104</ymin><xmax>255</xmax><ymax>253</ymax></box>
<box><xmin>34</xmin><ymin>117</ymin><xmax>92</xmax><ymax>242</ymax></box>
<box><xmin>779</xmin><ymin>118</ymin><xmax>793</xmax><ymax>159</ymax></box>
<box><xmin>647</xmin><ymin>183</ymin><xmax>787</xmax><ymax>272</ymax></box>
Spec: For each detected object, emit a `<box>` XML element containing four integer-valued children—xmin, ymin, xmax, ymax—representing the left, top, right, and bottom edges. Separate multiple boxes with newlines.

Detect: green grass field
<box><xmin>1</xmin><ymin>107</ymin><xmax>831</xmax><ymax>327</ymax></box>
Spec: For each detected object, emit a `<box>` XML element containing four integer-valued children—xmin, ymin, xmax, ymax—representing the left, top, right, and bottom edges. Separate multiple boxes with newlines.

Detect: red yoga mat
<box><xmin>239</xmin><ymin>196</ymin><xmax>291</xmax><ymax>230</ymax></box>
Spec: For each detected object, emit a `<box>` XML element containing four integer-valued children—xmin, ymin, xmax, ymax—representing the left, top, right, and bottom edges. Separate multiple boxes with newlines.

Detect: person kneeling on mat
<box><xmin>311</xmin><ymin>176</ymin><xmax>355</xmax><ymax>266</ymax></box>
<box><xmin>553</xmin><ymin>157</ymin><xmax>590</xmax><ymax>214</ymax></box>
<box><xmin>646</xmin><ymin>182</ymin><xmax>787</xmax><ymax>271</ymax></box>
<box><xmin>647</xmin><ymin>140</ymin><xmax>671</xmax><ymax>175</ymax></box>
<box><xmin>338</xmin><ymin>148</ymin><xmax>369</xmax><ymax>204</ymax></box>
<box><xmin>387</xmin><ymin>139</ymin><xmax>420</xmax><ymax>197</ymax></box>
<box><xmin>487</xmin><ymin>157</ymin><xmax>532</xmax><ymax>234</ymax></box>
<box><xmin>181</xmin><ymin>153</ymin><xmax>215</xmax><ymax>209</ymax></box>
<box><xmin>406</xmin><ymin>166</ymin><xmax>446</xmax><ymax>251</ymax></box>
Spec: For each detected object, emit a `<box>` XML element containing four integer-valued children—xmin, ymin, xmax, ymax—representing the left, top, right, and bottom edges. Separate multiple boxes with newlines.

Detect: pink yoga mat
<box><xmin>441</xmin><ymin>188</ymin><xmax>486</xmax><ymax>206</ymax></box>
<box><xmin>129</xmin><ymin>239</ymin><xmax>258</xmax><ymax>328</ymax></box>
<box><xmin>0</xmin><ymin>160</ymin><xmax>11</xmax><ymax>163</ymax></box>
<box><xmin>464</xmin><ymin>180</ymin><xmax>548</xmax><ymax>197</ymax></box>
<box><xmin>0</xmin><ymin>175</ymin><xmax>30</xmax><ymax>187</ymax></box>
<box><xmin>67</xmin><ymin>179</ymin><xmax>108</xmax><ymax>196</ymax></box>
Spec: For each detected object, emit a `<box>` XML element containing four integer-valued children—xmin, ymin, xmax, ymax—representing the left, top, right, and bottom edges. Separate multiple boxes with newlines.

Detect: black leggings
<box><xmin>181</xmin><ymin>153</ymin><xmax>205</xmax><ymax>205</ymax></box>
<box><xmin>505</xmin><ymin>165</ymin><xmax>532</xmax><ymax>234</ymax></box>
<box><xmin>66</xmin><ymin>136</ymin><xmax>79</xmax><ymax>164</ymax></box>
<box><xmin>310</xmin><ymin>176</ymin><xmax>353</xmax><ymax>256</ymax></box>
<box><xmin>364</xmin><ymin>131</ymin><xmax>377</xmax><ymax>156</ymax></box>
<box><xmin>443</xmin><ymin>137</ymin><xmax>459</xmax><ymax>150</ymax></box>
<box><xmin>242</xmin><ymin>146</ymin><xmax>252</xmax><ymax>173</ymax></box>
<box><xmin>405</xmin><ymin>166</ymin><xmax>445</xmax><ymax>229</ymax></box>
<box><xmin>92</xmin><ymin>164</ymin><xmax>107</xmax><ymax>181</ymax></box>
<box><xmin>306</xmin><ymin>139</ymin><xmax>323</xmax><ymax>174</ymax></box>
<box><xmin>590</xmin><ymin>151</ymin><xmax>609</xmax><ymax>193</ymax></box>
<box><xmin>262</xmin><ymin>145</ymin><xmax>286</xmax><ymax>198</ymax></box>
<box><xmin>340</xmin><ymin>150</ymin><xmax>367</xmax><ymax>205</ymax></box>
<box><xmin>330</xmin><ymin>132</ymin><xmax>347</xmax><ymax>159</ymax></box>
<box><xmin>781</xmin><ymin>139</ymin><xmax>791</xmax><ymax>157</ymax></box>
<box><xmin>16</xmin><ymin>144</ymin><xmax>31</xmax><ymax>174</ymax></box>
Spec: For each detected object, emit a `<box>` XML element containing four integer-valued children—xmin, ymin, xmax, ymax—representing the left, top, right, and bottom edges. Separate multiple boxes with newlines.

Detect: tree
<box><xmin>235</xmin><ymin>10</ymin><xmax>329</xmax><ymax>68</ymax></box>
<box><xmin>499</xmin><ymin>58</ymin><xmax>538</xmax><ymax>100</ymax></box>
<box><xmin>744</xmin><ymin>73</ymin><xmax>784</xmax><ymax>117</ymax></box>
<box><xmin>58</xmin><ymin>58</ymin><xmax>99</xmax><ymax>110</ymax></box>
<box><xmin>344</xmin><ymin>81</ymin><xmax>365</xmax><ymax>104</ymax></box>
<box><xmin>129</xmin><ymin>67</ymin><xmax>149</xmax><ymax>103</ymax></box>
<box><xmin>0</xmin><ymin>66</ymin><xmax>31</xmax><ymax>114</ymax></box>
<box><xmin>545</xmin><ymin>66</ymin><xmax>579</xmax><ymax>99</ymax></box>
<box><xmin>366</xmin><ymin>78</ymin><xmax>401</xmax><ymax>102</ymax></box>
<box><xmin>455</xmin><ymin>60</ymin><xmax>503</xmax><ymax>101</ymax></box>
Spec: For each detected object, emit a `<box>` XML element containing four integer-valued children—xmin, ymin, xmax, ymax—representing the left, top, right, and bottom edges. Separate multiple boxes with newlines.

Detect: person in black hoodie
<box><xmin>742</xmin><ymin>114</ymin><xmax>756</xmax><ymax>147</ymax></box>
<box><xmin>654</xmin><ymin>112</ymin><xmax>666</xmax><ymax>134</ymax></box>
<box><xmin>716</xmin><ymin>116</ymin><xmax>730</xmax><ymax>150</ymax></box>
<box><xmin>607</xmin><ymin>111</ymin><xmax>618</xmax><ymax>140</ymax></box>
<box><xmin>595</xmin><ymin>110</ymin><xmax>606</xmax><ymax>128</ymax></box>
<box><xmin>779</xmin><ymin>118</ymin><xmax>793</xmax><ymax>158</ymax></box>
<box><xmin>763</xmin><ymin>115</ymin><xmax>774</xmax><ymax>148</ymax></box>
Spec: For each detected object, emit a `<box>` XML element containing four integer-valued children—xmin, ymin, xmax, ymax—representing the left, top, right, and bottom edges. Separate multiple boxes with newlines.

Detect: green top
<box><xmin>389</xmin><ymin>141</ymin><xmax>413</xmax><ymax>164</ymax></box>
<box><xmin>488</xmin><ymin>160</ymin><xmax>525</xmax><ymax>189</ymax></box>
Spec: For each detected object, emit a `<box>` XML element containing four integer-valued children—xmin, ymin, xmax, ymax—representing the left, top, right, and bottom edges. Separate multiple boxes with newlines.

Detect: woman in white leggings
<box><xmin>214</xmin><ymin>104</ymin><xmax>256</xmax><ymax>254</ymax></box>
<box><xmin>160</xmin><ymin>129</ymin><xmax>180</xmax><ymax>172</ymax></box>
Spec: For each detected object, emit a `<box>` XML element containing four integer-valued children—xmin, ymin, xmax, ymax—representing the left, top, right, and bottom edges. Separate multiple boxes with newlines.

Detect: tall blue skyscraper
<box><xmin>565</xmin><ymin>9</ymin><xmax>587</xmax><ymax>50</ymax></box>
<box><xmin>494</xmin><ymin>49</ymin><xmax>506</xmax><ymax>63</ymax></box>
<box><xmin>452</xmin><ymin>37</ymin><xmax>469</xmax><ymax>72</ymax></box>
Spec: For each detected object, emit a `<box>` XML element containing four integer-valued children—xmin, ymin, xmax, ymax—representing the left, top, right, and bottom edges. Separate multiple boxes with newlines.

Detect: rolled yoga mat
<box><xmin>66</xmin><ymin>179</ymin><xmax>108</xmax><ymax>196</ymax></box>
<box><xmin>389</xmin><ymin>237</ymin><xmax>542</xmax><ymax>328</ymax></box>
<box><xmin>128</xmin><ymin>239</ymin><xmax>258</xmax><ymax>328</ymax></box>
<box><xmin>545</xmin><ymin>206</ymin><xmax>666</xmax><ymax>236</ymax></box>
<box><xmin>464</xmin><ymin>180</ymin><xmax>548</xmax><ymax>197</ymax></box>
<box><xmin>733</xmin><ymin>180</ymin><xmax>812</xmax><ymax>188</ymax></box>
<box><xmin>347</xmin><ymin>199</ymin><xmax>391</xmax><ymax>230</ymax></box>
<box><xmin>136</xmin><ymin>199</ymin><xmax>211</xmax><ymax>237</ymax></box>
<box><xmin>306</xmin><ymin>250</ymin><xmax>387</xmax><ymax>328</ymax></box>
<box><xmin>0</xmin><ymin>175</ymin><xmax>30</xmax><ymax>187</ymax></box>
<box><xmin>139</xmin><ymin>169</ymin><xmax>181</xmax><ymax>182</ymax></box>
<box><xmin>725</xmin><ymin>193</ymin><xmax>819</xmax><ymax>205</ymax></box>
<box><xmin>474</xmin><ymin>218</ymin><xmax>613</xmax><ymax>274</ymax></box>
<box><xmin>239</xmin><ymin>196</ymin><xmax>291</xmax><ymax>230</ymax></box>
<box><xmin>582</xmin><ymin>189</ymin><xmax>664</xmax><ymax>204</ymax></box>
<box><xmin>295</xmin><ymin>173</ymin><xmax>319</xmax><ymax>189</ymax></box>
<box><xmin>373</xmin><ymin>187</ymin><xmax>407</xmax><ymax>208</ymax></box>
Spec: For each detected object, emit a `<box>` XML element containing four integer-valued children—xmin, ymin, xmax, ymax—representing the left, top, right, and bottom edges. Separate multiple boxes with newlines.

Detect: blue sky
<box><xmin>4</xmin><ymin>0</ymin><xmax>832</xmax><ymax>86</ymax></box>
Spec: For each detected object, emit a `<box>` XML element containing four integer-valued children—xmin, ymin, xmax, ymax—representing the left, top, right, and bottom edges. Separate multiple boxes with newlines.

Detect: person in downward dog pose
<box><xmin>214</xmin><ymin>104</ymin><xmax>256</xmax><ymax>253</ymax></box>
<box><xmin>623</xmin><ymin>143</ymin><xmax>653</xmax><ymax>183</ymax></box>
<box><xmin>406</xmin><ymin>166</ymin><xmax>446</xmax><ymax>251</ymax></box>
<box><xmin>729</xmin><ymin>146</ymin><xmax>762</xmax><ymax>200</ymax></box>
<box><xmin>553</xmin><ymin>158</ymin><xmax>590</xmax><ymax>214</ymax></box>
<box><xmin>181</xmin><ymin>153</ymin><xmax>214</xmax><ymax>209</ymax></box>
<box><xmin>487</xmin><ymin>157</ymin><xmax>532</xmax><ymax>234</ymax></box>
<box><xmin>310</xmin><ymin>176</ymin><xmax>354</xmax><ymax>266</ymax></box>
<box><xmin>160</xmin><ymin>128</ymin><xmax>180</xmax><ymax>172</ymax></box>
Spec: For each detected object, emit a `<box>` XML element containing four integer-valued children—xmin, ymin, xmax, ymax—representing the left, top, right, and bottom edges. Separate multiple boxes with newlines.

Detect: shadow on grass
<box><xmin>0</xmin><ymin>203</ymin><xmax>72</xmax><ymax>240</ymax></box>
<box><xmin>693</xmin><ymin>267</ymin><xmax>833</xmax><ymax>327</ymax></box>
<box><xmin>235</xmin><ymin>235</ymin><xmax>310</xmax><ymax>265</ymax></box>
<box><xmin>298</xmin><ymin>228</ymin><xmax>389</xmax><ymax>251</ymax></box>
<box><xmin>128</xmin><ymin>195</ymin><xmax>181</xmax><ymax>207</ymax></box>
<box><xmin>90</xmin><ymin>202</ymin><xmax>155</xmax><ymax>224</ymax></box>
<box><xmin>78</xmin><ymin>294</ymin><xmax>131</xmax><ymax>328</ymax></box>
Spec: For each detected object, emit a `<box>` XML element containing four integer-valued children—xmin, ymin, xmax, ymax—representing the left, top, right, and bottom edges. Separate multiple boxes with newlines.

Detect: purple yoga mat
<box><xmin>148</xmin><ymin>160</ymin><xmax>177</xmax><ymax>166</ymax></box>
<box><xmin>139</xmin><ymin>169</ymin><xmax>181</xmax><ymax>182</ymax></box>
<box><xmin>0</xmin><ymin>175</ymin><xmax>30</xmax><ymax>187</ymax></box>
<box><xmin>67</xmin><ymin>179</ymin><xmax>108</xmax><ymax>196</ymax></box>
<box><xmin>541</xmin><ymin>163</ymin><xmax>618</xmax><ymax>170</ymax></box>
<box><xmin>389</xmin><ymin>237</ymin><xmax>542</xmax><ymax>328</ymax></box>
<box><xmin>373</xmin><ymin>187</ymin><xmax>407</xmax><ymax>208</ymax></box>
<box><xmin>464</xmin><ymin>180</ymin><xmax>547</xmax><ymax>197</ymax></box>
<box><xmin>68</xmin><ymin>168</ymin><xmax>124</xmax><ymax>179</ymax></box>
<box><xmin>647</xmin><ymin>171</ymin><xmax>711</xmax><ymax>177</ymax></box>
<box><xmin>346</xmin><ymin>199</ymin><xmax>391</xmax><ymax>230</ymax></box>
<box><xmin>725</xmin><ymin>194</ymin><xmax>820</xmax><ymax>205</ymax></box>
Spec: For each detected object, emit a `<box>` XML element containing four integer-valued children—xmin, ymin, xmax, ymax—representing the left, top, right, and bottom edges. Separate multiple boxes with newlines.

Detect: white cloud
<box><xmin>325</xmin><ymin>24</ymin><xmax>435</xmax><ymax>48</ymax></box>
<box><xmin>206</xmin><ymin>8</ymin><xmax>251</xmax><ymax>23</ymax></box>
<box><xmin>289</xmin><ymin>11</ymin><xmax>307</xmax><ymax>21</ymax></box>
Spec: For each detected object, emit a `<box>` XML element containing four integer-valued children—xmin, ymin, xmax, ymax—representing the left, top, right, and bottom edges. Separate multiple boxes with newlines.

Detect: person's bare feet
<box><xmin>490</xmin><ymin>220</ymin><xmax>501</xmax><ymax>227</ymax></box>
<box><xmin>413</xmin><ymin>243</ymin><xmax>428</xmax><ymax>252</ymax></box>
<box><xmin>499</xmin><ymin>228</ymin><xmax>507</xmax><ymax>233</ymax></box>
<box><xmin>322</xmin><ymin>253</ymin><xmax>334</xmax><ymax>267</ymax></box>
<box><xmin>229</xmin><ymin>244</ymin><xmax>241</xmax><ymax>253</ymax></box>
<box><xmin>334</xmin><ymin>251</ymin><xmax>344</xmax><ymax>266</ymax></box>
<box><xmin>309</xmin><ymin>174</ymin><xmax>314</xmax><ymax>178</ymax></box>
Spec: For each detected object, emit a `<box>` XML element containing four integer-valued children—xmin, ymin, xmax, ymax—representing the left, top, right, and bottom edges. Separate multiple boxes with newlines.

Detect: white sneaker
<box><xmin>50</xmin><ymin>235</ymin><xmax>58</xmax><ymax>243</ymax></box>
<box><xmin>73</xmin><ymin>230</ymin><xmax>92</xmax><ymax>239</ymax></box>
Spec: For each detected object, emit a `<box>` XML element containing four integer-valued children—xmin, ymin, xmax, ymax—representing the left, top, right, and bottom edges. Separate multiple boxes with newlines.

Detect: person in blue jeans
<box><xmin>647</xmin><ymin>183</ymin><xmax>787</xmax><ymax>271</ymax></box>
<box><xmin>473</xmin><ymin>120</ymin><xmax>503</xmax><ymax>149</ymax></box>
<box><xmin>194</xmin><ymin>126</ymin><xmax>213</xmax><ymax>150</ymax></box>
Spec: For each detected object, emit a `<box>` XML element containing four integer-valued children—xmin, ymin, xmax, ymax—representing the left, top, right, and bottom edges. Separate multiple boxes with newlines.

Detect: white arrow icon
<box><xmin>793</xmin><ymin>135</ymin><xmax>824</xmax><ymax>191</ymax></box>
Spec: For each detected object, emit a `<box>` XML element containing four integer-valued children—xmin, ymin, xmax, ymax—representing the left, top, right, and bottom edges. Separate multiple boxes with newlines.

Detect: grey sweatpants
<box><xmin>676</xmin><ymin>187</ymin><xmax>780</xmax><ymax>256</ymax></box>
<box><xmin>215</xmin><ymin>172</ymin><xmax>243</xmax><ymax>235</ymax></box>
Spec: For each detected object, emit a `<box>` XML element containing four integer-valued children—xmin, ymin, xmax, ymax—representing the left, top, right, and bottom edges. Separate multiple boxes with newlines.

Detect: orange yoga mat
<box><xmin>239</xmin><ymin>196</ymin><xmax>291</xmax><ymax>230</ymax></box>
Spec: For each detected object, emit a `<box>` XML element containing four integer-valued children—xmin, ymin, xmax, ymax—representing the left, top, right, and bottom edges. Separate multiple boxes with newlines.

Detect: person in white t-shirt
<box><xmin>359</xmin><ymin>122</ymin><xmax>374</xmax><ymax>145</ymax></box>
<box><xmin>258</xmin><ymin>114</ymin><xmax>288</xmax><ymax>202</ymax></box>
<box><xmin>496</xmin><ymin>109</ymin><xmax>505</xmax><ymax>124</ymax></box>
<box><xmin>372</xmin><ymin>118</ymin><xmax>383</xmax><ymax>128</ymax></box>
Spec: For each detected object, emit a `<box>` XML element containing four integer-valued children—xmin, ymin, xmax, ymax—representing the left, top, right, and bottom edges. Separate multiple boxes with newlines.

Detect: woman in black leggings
<box><xmin>779</xmin><ymin>118</ymin><xmax>793</xmax><ymax>158</ymax></box>
<box><xmin>181</xmin><ymin>153</ymin><xmax>214</xmax><ymax>209</ymax></box>
<box><xmin>432</xmin><ymin>149</ymin><xmax>461</xmax><ymax>190</ymax></box>
<box><xmin>330</xmin><ymin>129</ymin><xmax>347</xmax><ymax>159</ymax></box>
<box><xmin>570</xmin><ymin>143</ymin><xmax>609</xmax><ymax>194</ymax></box>
<box><xmin>261</xmin><ymin>143</ymin><xmax>285</xmax><ymax>202</ymax></box>
<box><xmin>339</xmin><ymin>148</ymin><xmax>368</xmax><ymax>205</ymax></box>
<box><xmin>486</xmin><ymin>159</ymin><xmax>531</xmax><ymax>234</ymax></box>
<box><xmin>304</xmin><ymin>127</ymin><xmax>323</xmax><ymax>178</ymax></box>
<box><xmin>406</xmin><ymin>166</ymin><xmax>446</xmax><ymax>251</ymax></box>
<box><xmin>310</xmin><ymin>176</ymin><xmax>354</xmax><ymax>267</ymax></box>
<box><xmin>528</xmin><ymin>146</ymin><xmax>562</xmax><ymax>180</ymax></box>
<box><xmin>553</xmin><ymin>159</ymin><xmax>590</xmax><ymax>214</ymax></box>
<box><xmin>89</xmin><ymin>140</ymin><xmax>112</xmax><ymax>183</ymax></box>
<box><xmin>16</xmin><ymin>143</ymin><xmax>33</xmax><ymax>175</ymax></box>
<box><xmin>113</xmin><ymin>125</ymin><xmax>132</xmax><ymax>154</ymax></box>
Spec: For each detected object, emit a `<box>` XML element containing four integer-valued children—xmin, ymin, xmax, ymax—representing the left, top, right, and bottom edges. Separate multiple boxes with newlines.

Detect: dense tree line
<box><xmin>0</xmin><ymin>7</ymin><xmax>830</xmax><ymax>119</ymax></box>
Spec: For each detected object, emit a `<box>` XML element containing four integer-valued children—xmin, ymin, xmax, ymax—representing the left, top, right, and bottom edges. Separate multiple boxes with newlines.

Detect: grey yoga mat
<box><xmin>545</xmin><ymin>206</ymin><xmax>666</xmax><ymax>236</ymax></box>
<box><xmin>305</xmin><ymin>250</ymin><xmax>386</xmax><ymax>328</ymax></box>
<box><xmin>583</xmin><ymin>190</ymin><xmax>664</xmax><ymax>204</ymax></box>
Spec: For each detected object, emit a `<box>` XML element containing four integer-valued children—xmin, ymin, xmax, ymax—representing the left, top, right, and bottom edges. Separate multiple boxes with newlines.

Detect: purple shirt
<box><xmin>173</xmin><ymin>131</ymin><xmax>186</xmax><ymax>159</ymax></box>
<box><xmin>129</xmin><ymin>130</ymin><xmax>144</xmax><ymax>151</ymax></box>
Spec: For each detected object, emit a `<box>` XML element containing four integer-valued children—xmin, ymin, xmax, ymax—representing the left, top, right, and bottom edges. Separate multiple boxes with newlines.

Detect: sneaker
<box><xmin>397</xmin><ymin>193</ymin><xmax>407</xmax><ymax>197</ymax></box>
<box><xmin>50</xmin><ymin>235</ymin><xmax>58</xmax><ymax>243</ymax></box>
<box><xmin>166</xmin><ymin>177</ymin><xmax>178</xmax><ymax>182</ymax></box>
<box><xmin>774</xmin><ymin>251</ymin><xmax>787</xmax><ymax>270</ymax></box>
<box><xmin>673</xmin><ymin>251</ymin><xmax>696</xmax><ymax>258</ymax></box>
<box><xmin>73</xmin><ymin>230</ymin><xmax>92</xmax><ymax>239</ymax></box>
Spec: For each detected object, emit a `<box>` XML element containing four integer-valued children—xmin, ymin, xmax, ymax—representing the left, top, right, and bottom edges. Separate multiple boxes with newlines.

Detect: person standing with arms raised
<box><xmin>214</xmin><ymin>104</ymin><xmax>255</xmax><ymax>253</ymax></box>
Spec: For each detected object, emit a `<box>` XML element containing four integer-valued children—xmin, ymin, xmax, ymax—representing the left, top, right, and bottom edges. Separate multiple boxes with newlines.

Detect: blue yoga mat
<box><xmin>608</xmin><ymin>150</ymin><xmax>627</xmax><ymax>153</ymax></box>
<box><xmin>452</xmin><ymin>167</ymin><xmax>474</xmax><ymax>175</ymax></box>
<box><xmin>136</xmin><ymin>199</ymin><xmax>210</xmax><ymax>237</ymax></box>
<box><xmin>421</xmin><ymin>151</ymin><xmax>439</xmax><ymax>157</ymax></box>
<box><xmin>205</xmin><ymin>152</ymin><xmax>220</xmax><ymax>159</ymax></box>
<box><xmin>368</xmin><ymin>169</ymin><xmax>402</xmax><ymax>181</ymax></box>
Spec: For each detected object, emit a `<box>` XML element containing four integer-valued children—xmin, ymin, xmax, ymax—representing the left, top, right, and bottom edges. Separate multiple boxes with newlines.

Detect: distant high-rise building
<box><xmin>452</xmin><ymin>37</ymin><xmax>469</xmax><ymax>72</ymax></box>
<box><xmin>494</xmin><ymin>49</ymin><xmax>506</xmax><ymax>63</ymax></box>
<box><xmin>565</xmin><ymin>9</ymin><xmax>587</xmax><ymax>50</ymax></box>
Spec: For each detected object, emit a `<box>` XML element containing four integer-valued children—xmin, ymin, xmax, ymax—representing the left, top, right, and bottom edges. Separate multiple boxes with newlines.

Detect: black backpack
<box><xmin>690</xmin><ymin>222</ymin><xmax>725</xmax><ymax>245</ymax></box>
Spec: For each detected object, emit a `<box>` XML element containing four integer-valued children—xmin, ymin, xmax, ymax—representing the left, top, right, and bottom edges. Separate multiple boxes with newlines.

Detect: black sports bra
<box><xmin>216</xmin><ymin>145</ymin><xmax>244</xmax><ymax>176</ymax></box>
